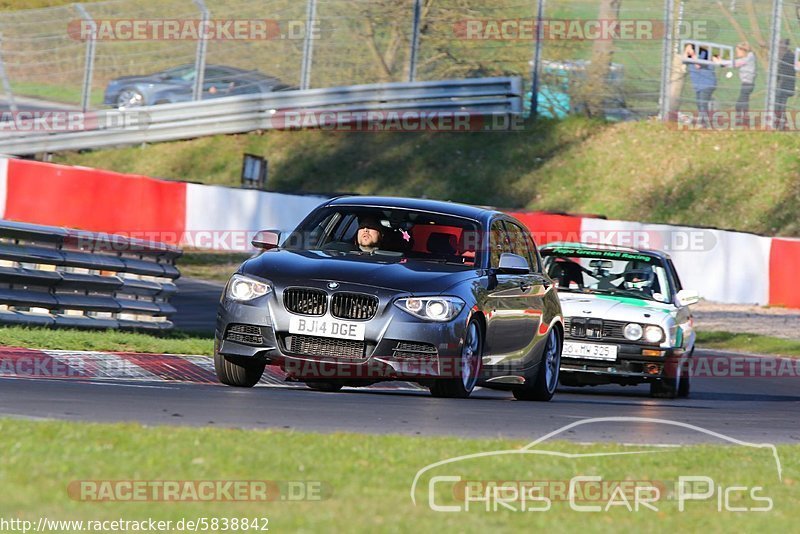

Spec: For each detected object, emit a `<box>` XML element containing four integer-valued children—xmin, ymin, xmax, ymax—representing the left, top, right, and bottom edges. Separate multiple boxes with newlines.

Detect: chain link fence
<box><xmin>0</xmin><ymin>0</ymin><xmax>798</xmax><ymax>127</ymax></box>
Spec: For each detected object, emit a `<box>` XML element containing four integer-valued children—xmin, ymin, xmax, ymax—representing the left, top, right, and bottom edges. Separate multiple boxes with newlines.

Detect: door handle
<box><xmin>519</xmin><ymin>281</ymin><xmax>531</xmax><ymax>292</ymax></box>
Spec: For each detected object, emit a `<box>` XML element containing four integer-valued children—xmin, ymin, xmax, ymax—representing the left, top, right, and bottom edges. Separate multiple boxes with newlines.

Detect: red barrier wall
<box><xmin>4</xmin><ymin>159</ymin><xmax>186</xmax><ymax>241</ymax></box>
<box><xmin>769</xmin><ymin>239</ymin><xmax>800</xmax><ymax>308</ymax></box>
<box><xmin>507</xmin><ymin>211</ymin><xmax>583</xmax><ymax>245</ymax></box>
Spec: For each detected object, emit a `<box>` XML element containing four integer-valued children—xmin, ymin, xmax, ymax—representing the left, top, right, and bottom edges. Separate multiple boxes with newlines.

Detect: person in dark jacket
<box><xmin>684</xmin><ymin>44</ymin><xmax>718</xmax><ymax>128</ymax></box>
<box><xmin>775</xmin><ymin>38</ymin><xmax>796</xmax><ymax>130</ymax></box>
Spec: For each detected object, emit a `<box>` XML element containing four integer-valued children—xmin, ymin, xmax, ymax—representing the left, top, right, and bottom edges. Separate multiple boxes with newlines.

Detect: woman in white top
<box><xmin>720</xmin><ymin>42</ymin><xmax>757</xmax><ymax>115</ymax></box>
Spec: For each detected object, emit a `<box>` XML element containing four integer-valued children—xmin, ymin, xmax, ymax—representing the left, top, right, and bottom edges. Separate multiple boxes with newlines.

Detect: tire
<box><xmin>116</xmin><ymin>88</ymin><xmax>145</xmax><ymax>109</ymax></box>
<box><xmin>214</xmin><ymin>351</ymin><xmax>265</xmax><ymax>387</ymax></box>
<box><xmin>677</xmin><ymin>349</ymin><xmax>693</xmax><ymax>398</ymax></box>
<box><xmin>650</xmin><ymin>355</ymin><xmax>684</xmax><ymax>399</ymax></box>
<box><xmin>306</xmin><ymin>382</ymin><xmax>344</xmax><ymax>392</ymax></box>
<box><xmin>677</xmin><ymin>372</ymin><xmax>691</xmax><ymax>398</ymax></box>
<box><xmin>513</xmin><ymin>327</ymin><xmax>561</xmax><ymax>401</ymax></box>
<box><xmin>429</xmin><ymin>318</ymin><xmax>483</xmax><ymax>399</ymax></box>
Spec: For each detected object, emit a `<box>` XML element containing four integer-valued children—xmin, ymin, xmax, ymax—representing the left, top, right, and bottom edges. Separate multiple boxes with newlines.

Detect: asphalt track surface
<box><xmin>1</xmin><ymin>277</ymin><xmax>798</xmax><ymax>445</ymax></box>
<box><xmin>1</xmin><ymin>365</ymin><xmax>799</xmax><ymax>444</ymax></box>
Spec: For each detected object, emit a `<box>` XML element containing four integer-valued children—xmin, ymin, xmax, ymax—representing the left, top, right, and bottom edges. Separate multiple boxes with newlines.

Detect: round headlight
<box><xmin>227</xmin><ymin>274</ymin><xmax>271</xmax><ymax>302</ymax></box>
<box><xmin>231</xmin><ymin>279</ymin><xmax>254</xmax><ymax>300</ymax></box>
<box><xmin>624</xmin><ymin>323</ymin><xmax>643</xmax><ymax>341</ymax></box>
<box><xmin>425</xmin><ymin>300</ymin><xmax>448</xmax><ymax>320</ymax></box>
<box><xmin>644</xmin><ymin>325</ymin><xmax>664</xmax><ymax>343</ymax></box>
<box><xmin>405</xmin><ymin>299</ymin><xmax>423</xmax><ymax>313</ymax></box>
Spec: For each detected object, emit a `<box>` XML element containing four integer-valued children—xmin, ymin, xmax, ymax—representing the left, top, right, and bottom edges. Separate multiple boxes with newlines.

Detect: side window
<box><xmin>331</xmin><ymin>214</ymin><xmax>358</xmax><ymax>243</ymax></box>
<box><xmin>490</xmin><ymin>220</ymin><xmax>512</xmax><ymax>268</ymax></box>
<box><xmin>525</xmin><ymin>233</ymin><xmax>542</xmax><ymax>273</ymax></box>
<box><xmin>504</xmin><ymin>221</ymin><xmax>537</xmax><ymax>272</ymax></box>
<box><xmin>667</xmin><ymin>259</ymin><xmax>683</xmax><ymax>293</ymax></box>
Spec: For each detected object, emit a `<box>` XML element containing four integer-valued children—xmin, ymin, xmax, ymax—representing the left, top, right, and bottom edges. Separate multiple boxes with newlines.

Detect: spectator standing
<box><xmin>775</xmin><ymin>38</ymin><xmax>796</xmax><ymax>130</ymax></box>
<box><xmin>684</xmin><ymin>44</ymin><xmax>718</xmax><ymax>128</ymax></box>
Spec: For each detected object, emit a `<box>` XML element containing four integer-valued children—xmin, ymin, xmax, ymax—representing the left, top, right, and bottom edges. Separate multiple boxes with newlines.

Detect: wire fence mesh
<box><xmin>0</xmin><ymin>0</ymin><xmax>797</xmax><ymax>128</ymax></box>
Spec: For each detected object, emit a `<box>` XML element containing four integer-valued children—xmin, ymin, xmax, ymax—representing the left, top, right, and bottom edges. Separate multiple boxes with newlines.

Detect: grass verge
<box><xmin>696</xmin><ymin>331</ymin><xmax>800</xmax><ymax>358</ymax></box>
<box><xmin>178</xmin><ymin>251</ymin><xmax>250</xmax><ymax>284</ymax></box>
<box><xmin>0</xmin><ymin>418</ymin><xmax>796</xmax><ymax>531</ymax></box>
<box><xmin>0</xmin><ymin>327</ymin><xmax>213</xmax><ymax>355</ymax></box>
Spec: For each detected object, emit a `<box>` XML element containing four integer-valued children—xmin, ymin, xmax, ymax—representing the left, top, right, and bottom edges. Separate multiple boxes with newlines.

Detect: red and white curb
<box><xmin>0</xmin><ymin>347</ymin><xmax>425</xmax><ymax>390</ymax></box>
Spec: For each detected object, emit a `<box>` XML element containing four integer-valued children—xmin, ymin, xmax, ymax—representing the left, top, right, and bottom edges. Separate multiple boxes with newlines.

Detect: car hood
<box><xmin>558</xmin><ymin>292</ymin><xmax>676</xmax><ymax>323</ymax></box>
<box><xmin>240</xmin><ymin>249</ymin><xmax>479</xmax><ymax>294</ymax></box>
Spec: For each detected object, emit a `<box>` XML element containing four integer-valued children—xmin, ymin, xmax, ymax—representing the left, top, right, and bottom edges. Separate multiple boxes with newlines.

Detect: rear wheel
<box><xmin>429</xmin><ymin>318</ymin><xmax>482</xmax><ymax>399</ymax></box>
<box><xmin>214</xmin><ymin>351</ymin><xmax>265</xmax><ymax>387</ymax></box>
<box><xmin>513</xmin><ymin>327</ymin><xmax>561</xmax><ymax>401</ymax></box>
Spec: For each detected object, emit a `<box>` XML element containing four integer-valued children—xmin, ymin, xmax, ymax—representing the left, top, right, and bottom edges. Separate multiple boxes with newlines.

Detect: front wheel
<box><xmin>513</xmin><ymin>327</ymin><xmax>561</xmax><ymax>401</ymax></box>
<box><xmin>429</xmin><ymin>318</ymin><xmax>483</xmax><ymax>399</ymax></box>
<box><xmin>650</xmin><ymin>355</ymin><xmax>685</xmax><ymax>399</ymax></box>
<box><xmin>116</xmin><ymin>88</ymin><xmax>145</xmax><ymax>108</ymax></box>
<box><xmin>214</xmin><ymin>351</ymin><xmax>265</xmax><ymax>387</ymax></box>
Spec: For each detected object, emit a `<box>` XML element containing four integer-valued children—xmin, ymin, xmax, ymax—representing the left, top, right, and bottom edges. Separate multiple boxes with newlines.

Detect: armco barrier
<box><xmin>0</xmin><ymin>77</ymin><xmax>524</xmax><ymax>156</ymax></box>
<box><xmin>0</xmin><ymin>158</ymin><xmax>798</xmax><ymax>310</ymax></box>
<box><xmin>0</xmin><ymin>220</ymin><xmax>181</xmax><ymax>330</ymax></box>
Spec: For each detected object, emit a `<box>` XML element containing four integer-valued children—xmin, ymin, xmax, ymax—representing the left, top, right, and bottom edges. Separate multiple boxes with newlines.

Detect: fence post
<box><xmin>659</xmin><ymin>0</ymin><xmax>675</xmax><ymax>120</ymax></box>
<box><xmin>300</xmin><ymin>0</ymin><xmax>318</xmax><ymax>90</ymax></box>
<box><xmin>192</xmin><ymin>0</ymin><xmax>210</xmax><ymax>101</ymax></box>
<box><xmin>529</xmin><ymin>0</ymin><xmax>545</xmax><ymax>117</ymax></box>
<box><xmin>75</xmin><ymin>4</ymin><xmax>96</xmax><ymax>112</ymax></box>
<box><xmin>0</xmin><ymin>34</ymin><xmax>17</xmax><ymax>114</ymax></box>
<box><xmin>675</xmin><ymin>0</ymin><xmax>684</xmax><ymax>54</ymax></box>
<box><xmin>765</xmin><ymin>0</ymin><xmax>783</xmax><ymax>114</ymax></box>
<box><xmin>408</xmin><ymin>0</ymin><xmax>423</xmax><ymax>82</ymax></box>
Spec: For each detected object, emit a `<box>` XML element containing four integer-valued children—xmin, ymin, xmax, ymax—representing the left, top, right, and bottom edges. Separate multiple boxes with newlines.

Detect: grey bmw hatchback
<box><xmin>215</xmin><ymin>196</ymin><xmax>563</xmax><ymax>400</ymax></box>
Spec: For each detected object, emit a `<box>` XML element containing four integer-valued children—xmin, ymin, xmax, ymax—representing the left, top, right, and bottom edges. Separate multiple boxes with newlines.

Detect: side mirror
<box><xmin>676</xmin><ymin>289</ymin><xmax>700</xmax><ymax>307</ymax></box>
<box><xmin>497</xmin><ymin>253</ymin><xmax>530</xmax><ymax>274</ymax></box>
<box><xmin>251</xmin><ymin>230</ymin><xmax>280</xmax><ymax>250</ymax></box>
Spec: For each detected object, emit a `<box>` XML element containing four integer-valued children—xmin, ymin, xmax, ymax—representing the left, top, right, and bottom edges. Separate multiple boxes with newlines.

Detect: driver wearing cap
<box><xmin>357</xmin><ymin>215</ymin><xmax>384</xmax><ymax>253</ymax></box>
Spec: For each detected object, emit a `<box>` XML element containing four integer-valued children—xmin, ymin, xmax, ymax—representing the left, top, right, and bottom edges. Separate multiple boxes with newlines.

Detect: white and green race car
<box><xmin>540</xmin><ymin>242</ymin><xmax>700</xmax><ymax>398</ymax></box>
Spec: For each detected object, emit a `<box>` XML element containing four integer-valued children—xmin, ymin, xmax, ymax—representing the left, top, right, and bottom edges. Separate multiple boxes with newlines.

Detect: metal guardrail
<box><xmin>0</xmin><ymin>220</ymin><xmax>181</xmax><ymax>330</ymax></box>
<box><xmin>0</xmin><ymin>77</ymin><xmax>523</xmax><ymax>155</ymax></box>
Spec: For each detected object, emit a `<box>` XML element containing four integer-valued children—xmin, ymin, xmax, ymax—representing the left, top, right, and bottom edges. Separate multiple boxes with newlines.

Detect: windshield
<box><xmin>541</xmin><ymin>247</ymin><xmax>673</xmax><ymax>303</ymax></box>
<box><xmin>282</xmin><ymin>206</ymin><xmax>481</xmax><ymax>268</ymax></box>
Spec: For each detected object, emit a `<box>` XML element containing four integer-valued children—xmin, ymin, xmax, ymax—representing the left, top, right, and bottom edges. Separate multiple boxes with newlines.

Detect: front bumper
<box><xmin>215</xmin><ymin>287</ymin><xmax>470</xmax><ymax>383</ymax></box>
<box><xmin>559</xmin><ymin>339</ymin><xmax>685</xmax><ymax>385</ymax></box>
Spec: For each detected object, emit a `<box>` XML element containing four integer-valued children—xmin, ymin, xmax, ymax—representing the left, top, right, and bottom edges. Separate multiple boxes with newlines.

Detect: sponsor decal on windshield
<box><xmin>547</xmin><ymin>247</ymin><xmax>654</xmax><ymax>263</ymax></box>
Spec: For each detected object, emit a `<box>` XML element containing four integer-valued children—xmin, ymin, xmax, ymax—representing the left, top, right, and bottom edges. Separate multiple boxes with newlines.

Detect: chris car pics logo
<box><xmin>410</xmin><ymin>417</ymin><xmax>780</xmax><ymax>513</ymax></box>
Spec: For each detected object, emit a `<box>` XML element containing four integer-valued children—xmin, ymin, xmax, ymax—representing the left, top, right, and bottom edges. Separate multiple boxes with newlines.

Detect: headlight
<box><xmin>395</xmin><ymin>297</ymin><xmax>465</xmax><ymax>322</ymax></box>
<box><xmin>227</xmin><ymin>274</ymin><xmax>271</xmax><ymax>302</ymax></box>
<box><xmin>644</xmin><ymin>325</ymin><xmax>664</xmax><ymax>344</ymax></box>
<box><xmin>624</xmin><ymin>323</ymin><xmax>643</xmax><ymax>341</ymax></box>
